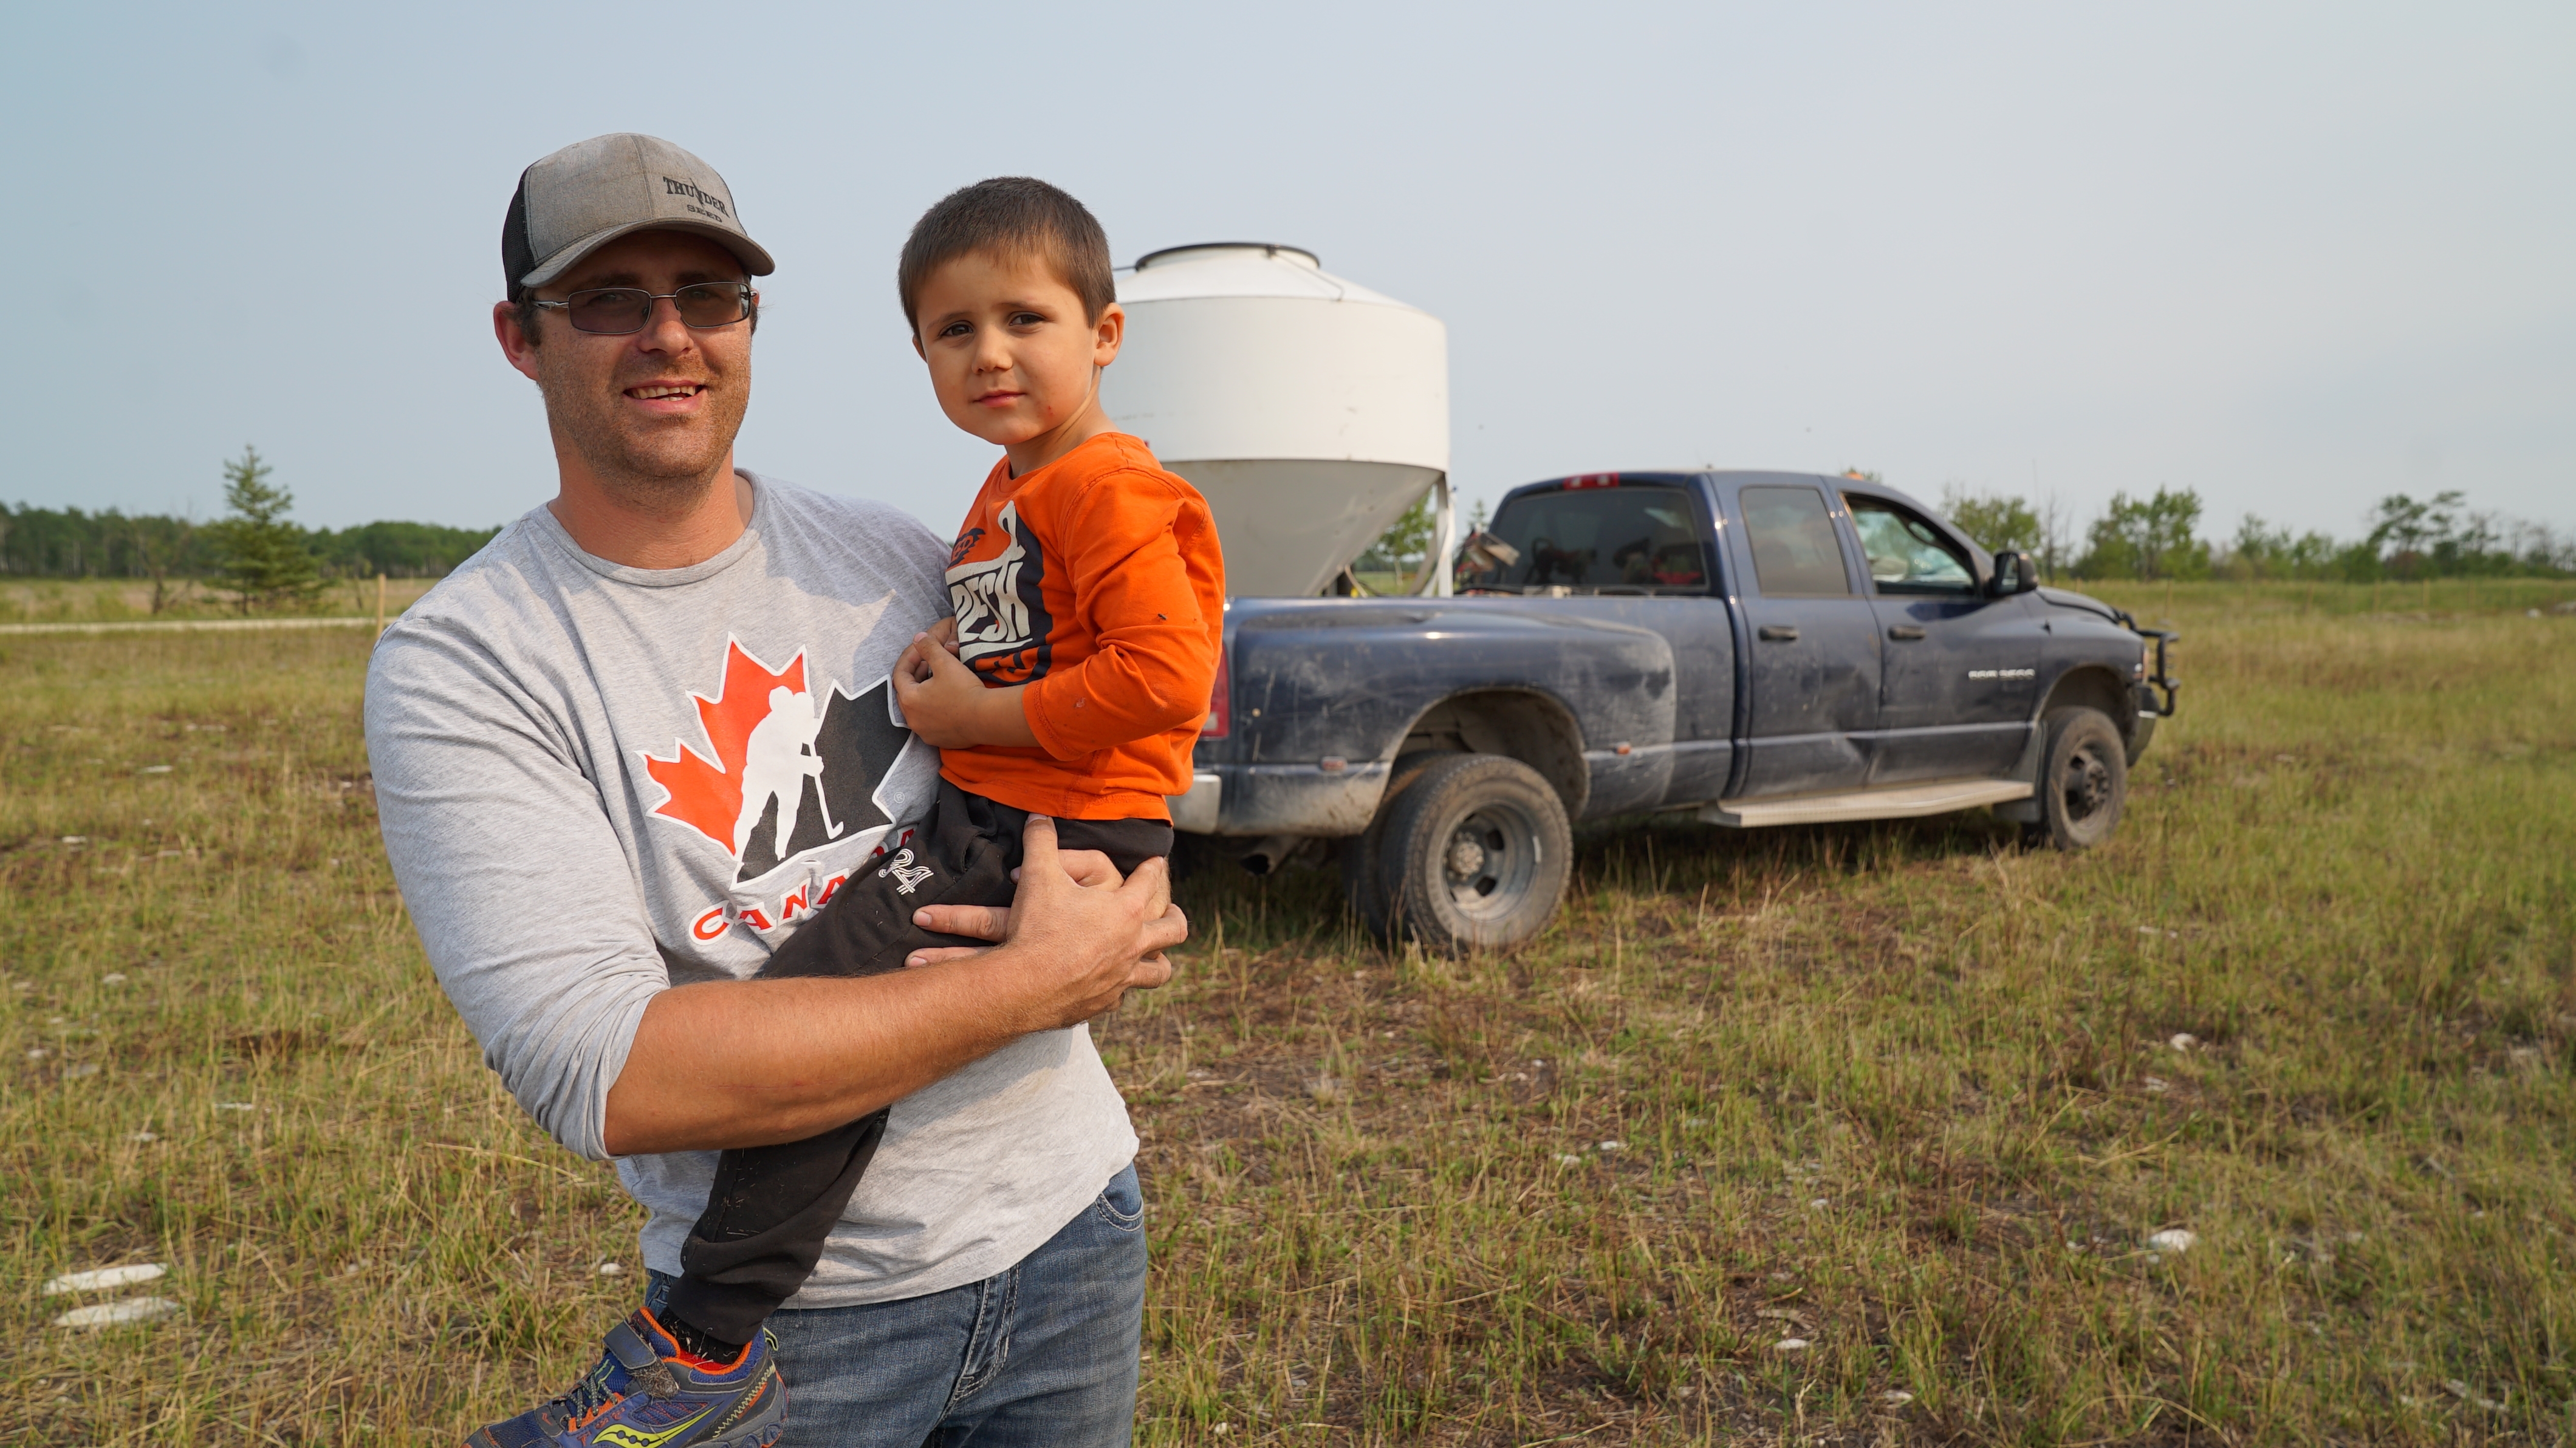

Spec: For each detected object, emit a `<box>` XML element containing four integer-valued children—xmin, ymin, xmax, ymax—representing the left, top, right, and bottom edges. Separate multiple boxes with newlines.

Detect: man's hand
<box><xmin>968</xmin><ymin>814</ymin><xmax>1185</xmax><ymax>1025</ymax></box>
<box><xmin>894</xmin><ymin>628</ymin><xmax>1041</xmax><ymax>749</ymax></box>
<box><xmin>601</xmin><ymin>814</ymin><xmax>1185</xmax><ymax>1156</ymax></box>
<box><xmin>903</xmin><ymin>845</ymin><xmax>1125</xmax><ymax>966</ymax></box>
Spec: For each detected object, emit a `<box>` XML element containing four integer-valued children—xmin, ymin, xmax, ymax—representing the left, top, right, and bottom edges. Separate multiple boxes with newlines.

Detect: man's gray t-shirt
<box><xmin>365</xmin><ymin>474</ymin><xmax>1137</xmax><ymax>1306</ymax></box>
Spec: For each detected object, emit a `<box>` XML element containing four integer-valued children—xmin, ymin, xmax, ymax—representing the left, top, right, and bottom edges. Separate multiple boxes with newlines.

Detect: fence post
<box><xmin>374</xmin><ymin>573</ymin><xmax>386</xmax><ymax>640</ymax></box>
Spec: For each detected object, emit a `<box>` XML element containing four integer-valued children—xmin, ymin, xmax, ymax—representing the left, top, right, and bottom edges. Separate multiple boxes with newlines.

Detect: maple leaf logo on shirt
<box><xmin>639</xmin><ymin>638</ymin><xmax>913</xmax><ymax>883</ymax></box>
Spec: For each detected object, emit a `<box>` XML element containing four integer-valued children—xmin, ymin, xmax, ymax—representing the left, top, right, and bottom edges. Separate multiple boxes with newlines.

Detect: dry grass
<box><xmin>0</xmin><ymin>576</ymin><xmax>437</xmax><ymax>626</ymax></box>
<box><xmin>4</xmin><ymin>584</ymin><xmax>2574</xmax><ymax>1444</ymax></box>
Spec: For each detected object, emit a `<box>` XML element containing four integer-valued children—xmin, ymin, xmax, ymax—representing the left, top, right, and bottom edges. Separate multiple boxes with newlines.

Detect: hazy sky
<box><xmin>7</xmin><ymin>2</ymin><xmax>2569</xmax><ymax>550</ymax></box>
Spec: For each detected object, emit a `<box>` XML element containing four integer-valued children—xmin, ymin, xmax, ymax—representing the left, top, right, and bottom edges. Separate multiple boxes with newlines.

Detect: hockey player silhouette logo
<box><xmin>735</xmin><ymin>685</ymin><xmax>831</xmax><ymax>861</ymax></box>
<box><xmin>640</xmin><ymin>639</ymin><xmax>914</xmax><ymax>883</ymax></box>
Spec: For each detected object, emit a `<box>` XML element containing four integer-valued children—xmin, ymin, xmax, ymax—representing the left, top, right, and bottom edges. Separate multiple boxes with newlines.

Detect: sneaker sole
<box><xmin>699</xmin><ymin>1370</ymin><xmax>788</xmax><ymax>1447</ymax></box>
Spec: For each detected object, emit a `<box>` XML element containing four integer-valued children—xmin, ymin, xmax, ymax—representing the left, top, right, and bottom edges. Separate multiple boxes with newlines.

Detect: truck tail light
<box><xmin>1202</xmin><ymin>649</ymin><xmax>1231</xmax><ymax>739</ymax></box>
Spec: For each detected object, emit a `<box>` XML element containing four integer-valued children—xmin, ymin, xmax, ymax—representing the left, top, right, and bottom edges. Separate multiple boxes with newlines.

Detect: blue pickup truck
<box><xmin>1173</xmin><ymin>470</ymin><xmax>2178</xmax><ymax>951</ymax></box>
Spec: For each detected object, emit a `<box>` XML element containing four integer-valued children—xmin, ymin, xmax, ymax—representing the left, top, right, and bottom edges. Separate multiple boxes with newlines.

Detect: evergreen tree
<box><xmin>207</xmin><ymin>445</ymin><xmax>321</xmax><ymax>612</ymax></box>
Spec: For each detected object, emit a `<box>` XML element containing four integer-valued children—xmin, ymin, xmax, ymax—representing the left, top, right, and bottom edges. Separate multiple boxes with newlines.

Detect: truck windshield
<box><xmin>1461</xmin><ymin>483</ymin><xmax>1710</xmax><ymax>594</ymax></box>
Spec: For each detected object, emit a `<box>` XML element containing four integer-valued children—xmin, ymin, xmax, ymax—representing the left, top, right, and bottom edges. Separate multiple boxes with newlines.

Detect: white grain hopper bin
<box><xmin>1103</xmin><ymin>244</ymin><xmax>1453</xmax><ymax>598</ymax></box>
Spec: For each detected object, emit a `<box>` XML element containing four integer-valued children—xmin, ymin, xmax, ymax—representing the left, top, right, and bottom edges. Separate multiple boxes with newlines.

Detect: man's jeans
<box><xmin>646</xmin><ymin>1165</ymin><xmax>1148</xmax><ymax>1447</ymax></box>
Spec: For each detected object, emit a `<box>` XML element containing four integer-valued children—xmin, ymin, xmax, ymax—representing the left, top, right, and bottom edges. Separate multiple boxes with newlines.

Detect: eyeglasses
<box><xmin>530</xmin><ymin>281</ymin><xmax>755</xmax><ymax>335</ymax></box>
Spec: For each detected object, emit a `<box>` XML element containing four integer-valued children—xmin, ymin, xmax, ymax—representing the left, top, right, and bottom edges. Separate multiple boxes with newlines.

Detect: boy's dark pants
<box><xmin>659</xmin><ymin>780</ymin><xmax>1172</xmax><ymax>1345</ymax></box>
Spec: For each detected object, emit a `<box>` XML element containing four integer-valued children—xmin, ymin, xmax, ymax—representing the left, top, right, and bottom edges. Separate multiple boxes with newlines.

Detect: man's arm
<box><xmin>603</xmin><ymin>818</ymin><xmax>1182</xmax><ymax>1155</ymax></box>
<box><xmin>368</xmin><ymin>622</ymin><xmax>678</xmax><ymax>1161</ymax></box>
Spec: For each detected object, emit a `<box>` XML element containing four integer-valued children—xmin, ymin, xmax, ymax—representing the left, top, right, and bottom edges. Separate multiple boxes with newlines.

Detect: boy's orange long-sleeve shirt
<box><xmin>939</xmin><ymin>431</ymin><xmax>1225</xmax><ymax>821</ymax></box>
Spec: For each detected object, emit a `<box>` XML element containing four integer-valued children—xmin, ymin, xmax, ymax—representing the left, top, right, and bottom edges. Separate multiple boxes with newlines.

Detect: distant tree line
<box><xmin>0</xmin><ymin>505</ymin><xmax>498</xmax><ymax>581</ymax></box>
<box><xmin>2</xmin><ymin>467</ymin><xmax>497</xmax><ymax>583</ymax></box>
<box><xmin>1936</xmin><ymin>483</ymin><xmax>2576</xmax><ymax>582</ymax></box>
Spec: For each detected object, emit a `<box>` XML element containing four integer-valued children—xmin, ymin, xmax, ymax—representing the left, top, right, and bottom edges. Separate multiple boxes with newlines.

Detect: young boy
<box><xmin>473</xmin><ymin>178</ymin><xmax>1221</xmax><ymax>1447</ymax></box>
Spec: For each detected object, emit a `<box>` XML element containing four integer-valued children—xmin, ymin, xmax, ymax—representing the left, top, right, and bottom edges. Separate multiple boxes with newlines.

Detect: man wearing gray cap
<box><xmin>366</xmin><ymin>133</ymin><xmax>1180</xmax><ymax>1447</ymax></box>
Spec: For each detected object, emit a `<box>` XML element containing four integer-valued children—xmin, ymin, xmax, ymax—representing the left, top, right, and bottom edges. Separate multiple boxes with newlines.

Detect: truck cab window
<box><xmin>1739</xmin><ymin>486</ymin><xmax>1852</xmax><ymax>596</ymax></box>
<box><xmin>1460</xmin><ymin>484</ymin><xmax>1708</xmax><ymax>594</ymax></box>
<box><xmin>1845</xmin><ymin>495</ymin><xmax>1973</xmax><ymax>595</ymax></box>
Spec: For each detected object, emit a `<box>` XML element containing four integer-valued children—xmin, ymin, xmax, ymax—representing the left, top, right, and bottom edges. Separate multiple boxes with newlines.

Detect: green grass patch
<box><xmin>4</xmin><ymin>587</ymin><xmax>2574</xmax><ymax>1443</ymax></box>
<box><xmin>1</xmin><ymin>576</ymin><xmax>437</xmax><ymax>627</ymax></box>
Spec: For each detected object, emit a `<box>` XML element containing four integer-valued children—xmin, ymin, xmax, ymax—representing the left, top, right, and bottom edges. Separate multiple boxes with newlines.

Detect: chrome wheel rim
<box><xmin>2061</xmin><ymin>740</ymin><xmax>2114</xmax><ymax>821</ymax></box>
<box><xmin>1439</xmin><ymin>801</ymin><xmax>1543</xmax><ymax>921</ymax></box>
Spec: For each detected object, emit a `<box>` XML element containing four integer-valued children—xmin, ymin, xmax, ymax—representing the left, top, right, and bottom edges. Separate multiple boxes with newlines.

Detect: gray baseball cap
<box><xmin>501</xmin><ymin>133</ymin><xmax>776</xmax><ymax>297</ymax></box>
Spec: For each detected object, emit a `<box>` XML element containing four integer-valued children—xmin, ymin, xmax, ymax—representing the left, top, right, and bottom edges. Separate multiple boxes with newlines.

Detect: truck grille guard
<box><xmin>2111</xmin><ymin>607</ymin><xmax>2180</xmax><ymax>717</ymax></box>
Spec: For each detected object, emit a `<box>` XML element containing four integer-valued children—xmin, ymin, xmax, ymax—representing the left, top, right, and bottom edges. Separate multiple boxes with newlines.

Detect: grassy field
<box><xmin>4</xmin><ymin>582</ymin><xmax>2574</xmax><ymax>1444</ymax></box>
<box><xmin>0</xmin><ymin>576</ymin><xmax>438</xmax><ymax>627</ymax></box>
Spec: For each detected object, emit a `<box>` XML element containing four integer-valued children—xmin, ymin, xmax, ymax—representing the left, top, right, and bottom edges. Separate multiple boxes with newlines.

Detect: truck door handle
<box><xmin>1887</xmin><ymin>625</ymin><xmax>1927</xmax><ymax>641</ymax></box>
<box><xmin>1757</xmin><ymin>624</ymin><xmax>1799</xmax><ymax>642</ymax></box>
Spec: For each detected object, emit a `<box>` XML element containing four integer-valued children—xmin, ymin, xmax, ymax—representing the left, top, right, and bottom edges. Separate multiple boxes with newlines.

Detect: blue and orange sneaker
<box><xmin>464</xmin><ymin>1307</ymin><xmax>785</xmax><ymax>1448</ymax></box>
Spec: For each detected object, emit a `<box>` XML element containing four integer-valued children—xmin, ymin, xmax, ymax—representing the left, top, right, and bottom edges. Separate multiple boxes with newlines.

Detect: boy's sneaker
<box><xmin>464</xmin><ymin>1308</ymin><xmax>786</xmax><ymax>1448</ymax></box>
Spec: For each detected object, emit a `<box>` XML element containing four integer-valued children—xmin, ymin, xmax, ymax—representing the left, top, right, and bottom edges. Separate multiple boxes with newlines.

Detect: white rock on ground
<box><xmin>1772</xmin><ymin>1338</ymin><xmax>1809</xmax><ymax>1352</ymax></box>
<box><xmin>53</xmin><ymin>1297</ymin><xmax>183</xmax><ymax>1328</ymax></box>
<box><xmin>2145</xmin><ymin>1229</ymin><xmax>2198</xmax><ymax>1255</ymax></box>
<box><xmin>43</xmin><ymin>1263</ymin><xmax>165</xmax><ymax>1294</ymax></box>
<box><xmin>2445</xmin><ymin>1379</ymin><xmax>2505</xmax><ymax>1411</ymax></box>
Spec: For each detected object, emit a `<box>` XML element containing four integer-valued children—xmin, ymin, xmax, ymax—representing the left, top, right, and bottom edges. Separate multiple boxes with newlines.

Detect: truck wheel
<box><xmin>1375</xmin><ymin>754</ymin><xmax>1572</xmax><ymax>952</ymax></box>
<box><xmin>2027</xmin><ymin>706</ymin><xmax>2127</xmax><ymax>850</ymax></box>
<box><xmin>1341</xmin><ymin>751</ymin><xmax>1454</xmax><ymax>941</ymax></box>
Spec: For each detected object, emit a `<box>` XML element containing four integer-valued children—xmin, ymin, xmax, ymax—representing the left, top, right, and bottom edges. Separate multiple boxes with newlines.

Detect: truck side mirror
<box><xmin>1455</xmin><ymin>530</ymin><xmax>1521</xmax><ymax>581</ymax></box>
<box><xmin>1989</xmin><ymin>550</ymin><xmax>2038</xmax><ymax>596</ymax></box>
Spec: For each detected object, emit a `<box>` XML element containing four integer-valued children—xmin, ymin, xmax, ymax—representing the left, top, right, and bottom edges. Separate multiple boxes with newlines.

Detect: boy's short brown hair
<box><xmin>898</xmin><ymin>177</ymin><xmax>1116</xmax><ymax>333</ymax></box>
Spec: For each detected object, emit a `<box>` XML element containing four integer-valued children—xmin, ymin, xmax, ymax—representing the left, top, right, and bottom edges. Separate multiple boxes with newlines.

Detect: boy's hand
<box><xmin>894</xmin><ymin>630</ymin><xmax>1041</xmax><ymax>749</ymax></box>
<box><xmin>928</xmin><ymin>616</ymin><xmax>961</xmax><ymax>657</ymax></box>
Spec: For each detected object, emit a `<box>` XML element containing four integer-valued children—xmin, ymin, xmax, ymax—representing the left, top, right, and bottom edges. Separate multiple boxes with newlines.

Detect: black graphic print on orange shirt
<box><xmin>947</xmin><ymin>500</ymin><xmax>1054</xmax><ymax>686</ymax></box>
